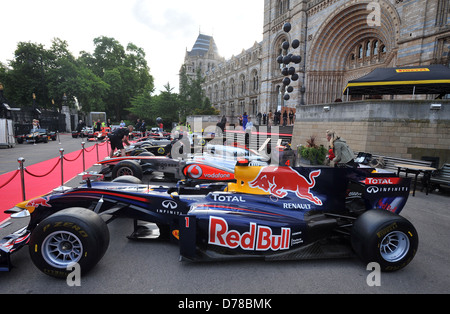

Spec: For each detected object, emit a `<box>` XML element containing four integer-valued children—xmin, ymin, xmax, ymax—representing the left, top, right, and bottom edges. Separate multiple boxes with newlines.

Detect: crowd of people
<box><xmin>236</xmin><ymin>109</ymin><xmax>296</xmax><ymax>129</ymax></box>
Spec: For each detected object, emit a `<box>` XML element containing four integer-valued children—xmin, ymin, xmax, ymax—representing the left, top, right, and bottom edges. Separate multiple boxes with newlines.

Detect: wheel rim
<box><xmin>42</xmin><ymin>231</ymin><xmax>83</xmax><ymax>269</ymax></box>
<box><xmin>117</xmin><ymin>167</ymin><xmax>134</xmax><ymax>177</ymax></box>
<box><xmin>380</xmin><ymin>231</ymin><xmax>410</xmax><ymax>263</ymax></box>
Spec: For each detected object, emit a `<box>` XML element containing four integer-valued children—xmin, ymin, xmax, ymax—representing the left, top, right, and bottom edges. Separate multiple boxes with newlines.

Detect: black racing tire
<box><xmin>351</xmin><ymin>210</ymin><xmax>418</xmax><ymax>272</ymax></box>
<box><xmin>112</xmin><ymin>160</ymin><xmax>143</xmax><ymax>180</ymax></box>
<box><xmin>139</xmin><ymin>151</ymin><xmax>154</xmax><ymax>157</ymax></box>
<box><xmin>112</xmin><ymin>175</ymin><xmax>143</xmax><ymax>184</ymax></box>
<box><xmin>28</xmin><ymin>207</ymin><xmax>109</xmax><ymax>279</ymax></box>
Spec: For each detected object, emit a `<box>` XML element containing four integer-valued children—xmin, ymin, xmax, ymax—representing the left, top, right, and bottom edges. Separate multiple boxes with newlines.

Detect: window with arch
<box><xmin>230</xmin><ymin>78</ymin><xmax>235</xmax><ymax>97</ymax></box>
<box><xmin>347</xmin><ymin>38</ymin><xmax>387</xmax><ymax>69</ymax></box>
<box><xmin>240</xmin><ymin>74</ymin><xmax>246</xmax><ymax>95</ymax></box>
<box><xmin>252</xmin><ymin>71</ymin><xmax>259</xmax><ymax>93</ymax></box>
<box><xmin>276</xmin><ymin>0</ymin><xmax>290</xmax><ymax>17</ymax></box>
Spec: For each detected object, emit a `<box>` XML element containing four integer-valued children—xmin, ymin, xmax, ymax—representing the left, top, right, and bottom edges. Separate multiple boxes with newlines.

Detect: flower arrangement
<box><xmin>298</xmin><ymin>136</ymin><xmax>327</xmax><ymax>165</ymax></box>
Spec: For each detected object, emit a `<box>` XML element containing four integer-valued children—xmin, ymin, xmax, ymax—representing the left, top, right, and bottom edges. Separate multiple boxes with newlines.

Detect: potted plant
<box><xmin>298</xmin><ymin>136</ymin><xmax>327</xmax><ymax>165</ymax></box>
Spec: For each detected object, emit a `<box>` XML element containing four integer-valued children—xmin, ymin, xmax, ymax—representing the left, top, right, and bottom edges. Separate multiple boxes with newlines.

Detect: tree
<box><xmin>80</xmin><ymin>36</ymin><xmax>154</xmax><ymax>120</ymax></box>
<box><xmin>179</xmin><ymin>66</ymin><xmax>218</xmax><ymax>120</ymax></box>
<box><xmin>7</xmin><ymin>42</ymin><xmax>52</xmax><ymax>107</ymax></box>
<box><xmin>129</xmin><ymin>83</ymin><xmax>179</xmax><ymax>128</ymax></box>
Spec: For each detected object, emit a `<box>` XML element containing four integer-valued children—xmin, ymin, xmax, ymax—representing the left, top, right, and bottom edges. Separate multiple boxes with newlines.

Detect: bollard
<box><xmin>59</xmin><ymin>148</ymin><xmax>64</xmax><ymax>187</ymax></box>
<box><xmin>81</xmin><ymin>142</ymin><xmax>86</xmax><ymax>173</ymax></box>
<box><xmin>96</xmin><ymin>143</ymin><xmax>99</xmax><ymax>161</ymax></box>
<box><xmin>17</xmin><ymin>157</ymin><xmax>26</xmax><ymax>201</ymax></box>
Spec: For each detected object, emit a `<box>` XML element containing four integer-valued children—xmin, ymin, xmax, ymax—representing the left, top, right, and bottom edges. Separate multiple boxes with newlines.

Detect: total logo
<box><xmin>363</xmin><ymin>178</ymin><xmax>401</xmax><ymax>185</ymax></box>
<box><xmin>208</xmin><ymin>216</ymin><xmax>291</xmax><ymax>252</ymax></box>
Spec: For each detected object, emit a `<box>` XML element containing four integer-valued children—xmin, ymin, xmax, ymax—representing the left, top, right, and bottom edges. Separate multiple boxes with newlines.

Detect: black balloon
<box><xmin>292</xmin><ymin>55</ymin><xmax>302</xmax><ymax>64</ymax></box>
<box><xmin>283</xmin><ymin>55</ymin><xmax>291</xmax><ymax>65</ymax></box>
<box><xmin>277</xmin><ymin>55</ymin><xmax>284</xmax><ymax>64</ymax></box>
<box><xmin>284</xmin><ymin>93</ymin><xmax>290</xmax><ymax>101</ymax></box>
<box><xmin>282</xmin><ymin>41</ymin><xmax>290</xmax><ymax>50</ymax></box>
<box><xmin>283</xmin><ymin>22</ymin><xmax>292</xmax><ymax>33</ymax></box>
<box><xmin>283</xmin><ymin>77</ymin><xmax>291</xmax><ymax>86</ymax></box>
<box><xmin>287</xmin><ymin>86</ymin><xmax>294</xmax><ymax>93</ymax></box>
<box><xmin>281</xmin><ymin>67</ymin><xmax>289</xmax><ymax>76</ymax></box>
<box><xmin>288</xmin><ymin>67</ymin><xmax>296</xmax><ymax>75</ymax></box>
<box><xmin>291</xmin><ymin>73</ymin><xmax>299</xmax><ymax>81</ymax></box>
<box><xmin>292</xmin><ymin>39</ymin><xmax>300</xmax><ymax>49</ymax></box>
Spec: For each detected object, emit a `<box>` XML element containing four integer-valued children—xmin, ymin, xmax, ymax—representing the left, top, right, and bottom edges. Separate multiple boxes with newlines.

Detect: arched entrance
<box><xmin>306</xmin><ymin>0</ymin><xmax>400</xmax><ymax>104</ymax></box>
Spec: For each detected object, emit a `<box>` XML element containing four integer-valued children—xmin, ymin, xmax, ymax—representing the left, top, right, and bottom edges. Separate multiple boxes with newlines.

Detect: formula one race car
<box><xmin>94</xmin><ymin>143</ymin><xmax>274</xmax><ymax>182</ymax></box>
<box><xmin>16</xmin><ymin>129</ymin><xmax>57</xmax><ymax>144</ymax></box>
<box><xmin>87</xmin><ymin>127</ymin><xmax>111</xmax><ymax>142</ymax></box>
<box><xmin>1</xmin><ymin>161</ymin><xmax>418</xmax><ymax>278</ymax></box>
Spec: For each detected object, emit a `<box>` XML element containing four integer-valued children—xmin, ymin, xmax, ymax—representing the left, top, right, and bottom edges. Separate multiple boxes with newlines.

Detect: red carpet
<box><xmin>0</xmin><ymin>142</ymin><xmax>109</xmax><ymax>225</ymax></box>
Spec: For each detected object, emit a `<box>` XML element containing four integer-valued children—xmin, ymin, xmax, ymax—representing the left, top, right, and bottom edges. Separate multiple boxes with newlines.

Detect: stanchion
<box><xmin>18</xmin><ymin>157</ymin><xmax>26</xmax><ymax>201</ymax></box>
<box><xmin>96</xmin><ymin>143</ymin><xmax>99</xmax><ymax>161</ymax></box>
<box><xmin>60</xmin><ymin>148</ymin><xmax>64</xmax><ymax>187</ymax></box>
<box><xmin>81</xmin><ymin>142</ymin><xmax>86</xmax><ymax>173</ymax></box>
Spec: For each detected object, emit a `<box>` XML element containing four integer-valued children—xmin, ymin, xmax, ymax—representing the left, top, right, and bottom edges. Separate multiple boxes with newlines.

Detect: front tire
<box><xmin>29</xmin><ymin>207</ymin><xmax>109</xmax><ymax>279</ymax></box>
<box><xmin>112</xmin><ymin>160</ymin><xmax>143</xmax><ymax>180</ymax></box>
<box><xmin>351</xmin><ymin>210</ymin><xmax>418</xmax><ymax>272</ymax></box>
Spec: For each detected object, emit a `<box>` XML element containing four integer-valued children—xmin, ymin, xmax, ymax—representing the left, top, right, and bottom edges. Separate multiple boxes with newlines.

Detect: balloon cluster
<box><xmin>276</xmin><ymin>22</ymin><xmax>302</xmax><ymax>101</ymax></box>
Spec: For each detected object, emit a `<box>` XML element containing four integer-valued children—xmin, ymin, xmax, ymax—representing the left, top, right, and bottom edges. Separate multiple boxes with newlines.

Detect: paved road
<box><xmin>0</xmin><ymin>139</ymin><xmax>449</xmax><ymax>297</ymax></box>
<box><xmin>0</xmin><ymin>133</ymin><xmax>102</xmax><ymax>175</ymax></box>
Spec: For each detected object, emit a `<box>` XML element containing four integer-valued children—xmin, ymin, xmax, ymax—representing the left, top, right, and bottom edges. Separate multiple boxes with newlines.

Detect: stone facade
<box><xmin>182</xmin><ymin>0</ymin><xmax>450</xmax><ymax>118</ymax></box>
<box><xmin>291</xmin><ymin>100</ymin><xmax>450</xmax><ymax>166</ymax></box>
<box><xmin>183</xmin><ymin>0</ymin><xmax>450</xmax><ymax>165</ymax></box>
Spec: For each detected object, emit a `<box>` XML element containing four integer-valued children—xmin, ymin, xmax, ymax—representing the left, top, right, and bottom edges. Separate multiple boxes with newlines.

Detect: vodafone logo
<box><xmin>208</xmin><ymin>216</ymin><xmax>291</xmax><ymax>251</ymax></box>
<box><xmin>186</xmin><ymin>165</ymin><xmax>202</xmax><ymax>179</ymax></box>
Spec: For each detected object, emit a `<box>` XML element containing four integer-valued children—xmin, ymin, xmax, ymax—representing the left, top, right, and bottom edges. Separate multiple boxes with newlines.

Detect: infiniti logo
<box><xmin>162</xmin><ymin>200</ymin><xmax>178</xmax><ymax>209</ymax></box>
<box><xmin>367</xmin><ymin>186</ymin><xmax>379</xmax><ymax>194</ymax></box>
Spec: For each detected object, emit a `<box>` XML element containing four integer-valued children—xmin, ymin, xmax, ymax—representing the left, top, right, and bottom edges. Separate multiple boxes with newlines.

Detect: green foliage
<box><xmin>178</xmin><ymin>66</ymin><xmax>218</xmax><ymax>119</ymax></box>
<box><xmin>1</xmin><ymin>36</ymin><xmax>154</xmax><ymax>121</ymax></box>
<box><xmin>299</xmin><ymin>136</ymin><xmax>327</xmax><ymax>165</ymax></box>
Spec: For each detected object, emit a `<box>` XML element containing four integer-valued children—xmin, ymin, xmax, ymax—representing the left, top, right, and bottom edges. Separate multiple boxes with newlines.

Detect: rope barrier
<box><xmin>0</xmin><ymin>140</ymin><xmax>108</xmax><ymax>203</ymax></box>
<box><xmin>0</xmin><ymin>170</ymin><xmax>19</xmax><ymax>189</ymax></box>
<box><xmin>63</xmin><ymin>150</ymin><xmax>83</xmax><ymax>162</ymax></box>
<box><xmin>24</xmin><ymin>159</ymin><xmax>61</xmax><ymax>178</ymax></box>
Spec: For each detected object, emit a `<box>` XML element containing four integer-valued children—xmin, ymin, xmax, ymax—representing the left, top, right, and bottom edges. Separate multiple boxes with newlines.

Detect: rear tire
<box><xmin>29</xmin><ymin>207</ymin><xmax>109</xmax><ymax>279</ymax></box>
<box><xmin>351</xmin><ymin>210</ymin><xmax>418</xmax><ymax>272</ymax></box>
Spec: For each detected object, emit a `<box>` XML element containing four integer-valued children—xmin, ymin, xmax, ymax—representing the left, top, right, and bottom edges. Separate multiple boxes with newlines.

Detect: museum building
<box><xmin>182</xmin><ymin>0</ymin><xmax>450</xmax><ymax>120</ymax></box>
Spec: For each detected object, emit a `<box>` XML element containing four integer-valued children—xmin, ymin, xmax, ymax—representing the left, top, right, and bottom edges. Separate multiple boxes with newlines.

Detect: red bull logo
<box><xmin>25</xmin><ymin>196</ymin><xmax>52</xmax><ymax>213</ymax></box>
<box><xmin>248</xmin><ymin>166</ymin><xmax>322</xmax><ymax>205</ymax></box>
<box><xmin>209</xmin><ymin>217</ymin><xmax>291</xmax><ymax>251</ymax></box>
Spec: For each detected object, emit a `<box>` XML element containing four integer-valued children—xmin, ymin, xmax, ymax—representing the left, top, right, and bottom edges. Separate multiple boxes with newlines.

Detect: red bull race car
<box><xmin>0</xmin><ymin>161</ymin><xmax>418</xmax><ymax>278</ymax></box>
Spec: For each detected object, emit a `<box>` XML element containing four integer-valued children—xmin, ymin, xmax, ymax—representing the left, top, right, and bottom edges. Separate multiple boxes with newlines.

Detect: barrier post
<box><xmin>17</xmin><ymin>157</ymin><xmax>26</xmax><ymax>201</ymax></box>
<box><xmin>81</xmin><ymin>142</ymin><xmax>86</xmax><ymax>173</ymax></box>
<box><xmin>60</xmin><ymin>148</ymin><xmax>64</xmax><ymax>187</ymax></box>
<box><xmin>96</xmin><ymin>143</ymin><xmax>99</xmax><ymax>161</ymax></box>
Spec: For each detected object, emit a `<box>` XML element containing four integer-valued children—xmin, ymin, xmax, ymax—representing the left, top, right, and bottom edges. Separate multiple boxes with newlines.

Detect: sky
<box><xmin>1</xmin><ymin>0</ymin><xmax>264</xmax><ymax>94</ymax></box>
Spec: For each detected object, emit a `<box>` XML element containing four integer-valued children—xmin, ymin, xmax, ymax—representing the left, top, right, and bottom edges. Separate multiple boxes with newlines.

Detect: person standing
<box><xmin>326</xmin><ymin>130</ymin><xmax>355</xmax><ymax>167</ymax></box>
<box><xmin>242</xmin><ymin>112</ymin><xmax>248</xmax><ymax>130</ymax></box>
<box><xmin>108</xmin><ymin>125</ymin><xmax>134</xmax><ymax>158</ymax></box>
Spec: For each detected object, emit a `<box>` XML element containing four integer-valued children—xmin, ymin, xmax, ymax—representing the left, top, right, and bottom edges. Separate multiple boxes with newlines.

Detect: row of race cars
<box><xmin>0</xmin><ymin>130</ymin><xmax>419</xmax><ymax>279</ymax></box>
<box><xmin>15</xmin><ymin>129</ymin><xmax>58</xmax><ymax>144</ymax></box>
